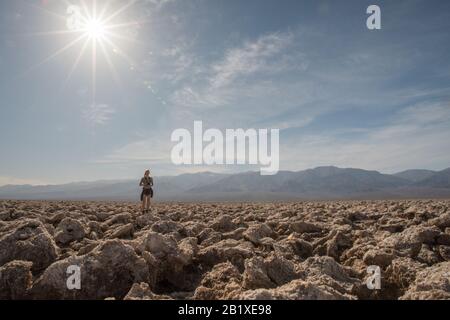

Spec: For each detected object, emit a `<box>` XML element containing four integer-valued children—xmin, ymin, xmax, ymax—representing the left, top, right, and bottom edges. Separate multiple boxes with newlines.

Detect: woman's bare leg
<box><xmin>142</xmin><ymin>196</ymin><xmax>146</xmax><ymax>212</ymax></box>
<box><xmin>147</xmin><ymin>196</ymin><xmax>151</xmax><ymax>211</ymax></box>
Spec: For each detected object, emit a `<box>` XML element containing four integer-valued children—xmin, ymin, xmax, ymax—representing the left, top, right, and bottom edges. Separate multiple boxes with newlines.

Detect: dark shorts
<box><xmin>141</xmin><ymin>188</ymin><xmax>153</xmax><ymax>201</ymax></box>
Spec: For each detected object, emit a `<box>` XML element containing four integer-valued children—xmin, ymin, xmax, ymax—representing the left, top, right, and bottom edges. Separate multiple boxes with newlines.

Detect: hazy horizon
<box><xmin>0</xmin><ymin>165</ymin><xmax>448</xmax><ymax>187</ymax></box>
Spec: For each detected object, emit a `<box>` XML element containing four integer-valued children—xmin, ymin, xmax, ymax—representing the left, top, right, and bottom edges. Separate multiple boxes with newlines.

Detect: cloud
<box><xmin>94</xmin><ymin>137</ymin><xmax>171</xmax><ymax>165</ymax></box>
<box><xmin>210</xmin><ymin>32</ymin><xmax>295</xmax><ymax>88</ymax></box>
<box><xmin>166</xmin><ymin>27</ymin><xmax>421</xmax><ymax>131</ymax></box>
<box><xmin>82</xmin><ymin>104</ymin><xmax>115</xmax><ymax>126</ymax></box>
<box><xmin>170</xmin><ymin>86</ymin><xmax>232</xmax><ymax>109</ymax></box>
<box><xmin>397</xmin><ymin>102</ymin><xmax>450</xmax><ymax>126</ymax></box>
<box><xmin>282</xmin><ymin>102</ymin><xmax>450</xmax><ymax>173</ymax></box>
<box><xmin>144</xmin><ymin>0</ymin><xmax>176</xmax><ymax>10</ymax></box>
<box><xmin>168</xmin><ymin>31</ymin><xmax>314</xmax><ymax>128</ymax></box>
<box><xmin>158</xmin><ymin>43</ymin><xmax>197</xmax><ymax>84</ymax></box>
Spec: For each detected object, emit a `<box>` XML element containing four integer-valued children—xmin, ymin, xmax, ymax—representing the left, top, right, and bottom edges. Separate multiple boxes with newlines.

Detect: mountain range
<box><xmin>1</xmin><ymin>166</ymin><xmax>450</xmax><ymax>201</ymax></box>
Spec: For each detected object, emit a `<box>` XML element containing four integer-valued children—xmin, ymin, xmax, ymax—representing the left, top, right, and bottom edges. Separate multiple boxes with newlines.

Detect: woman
<box><xmin>139</xmin><ymin>169</ymin><xmax>154</xmax><ymax>213</ymax></box>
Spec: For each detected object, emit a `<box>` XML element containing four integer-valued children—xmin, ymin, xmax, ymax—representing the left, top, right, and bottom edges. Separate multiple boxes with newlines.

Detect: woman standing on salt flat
<box><xmin>139</xmin><ymin>169</ymin><xmax>154</xmax><ymax>213</ymax></box>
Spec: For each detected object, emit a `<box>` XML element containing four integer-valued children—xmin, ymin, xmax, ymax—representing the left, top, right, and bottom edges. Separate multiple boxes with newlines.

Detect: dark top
<box><xmin>140</xmin><ymin>176</ymin><xmax>154</xmax><ymax>190</ymax></box>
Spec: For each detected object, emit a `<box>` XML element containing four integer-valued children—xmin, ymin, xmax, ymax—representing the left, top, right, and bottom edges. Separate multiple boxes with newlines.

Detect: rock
<box><xmin>243</xmin><ymin>224</ymin><xmax>275</xmax><ymax>245</ymax></box>
<box><xmin>210</xmin><ymin>215</ymin><xmax>236</xmax><ymax>232</ymax></box>
<box><xmin>107</xmin><ymin>223</ymin><xmax>134</xmax><ymax>239</ymax></box>
<box><xmin>438</xmin><ymin>246</ymin><xmax>450</xmax><ymax>261</ymax></box>
<box><xmin>428</xmin><ymin>213</ymin><xmax>450</xmax><ymax>230</ymax></box>
<box><xmin>238</xmin><ymin>279</ymin><xmax>355</xmax><ymax>300</ymax></box>
<box><xmin>178</xmin><ymin>237</ymin><xmax>198</xmax><ymax>264</ymax></box>
<box><xmin>437</xmin><ymin>233</ymin><xmax>450</xmax><ymax>246</ymax></box>
<box><xmin>400</xmin><ymin>262</ymin><xmax>450</xmax><ymax>300</ymax></box>
<box><xmin>103</xmin><ymin>213</ymin><xmax>132</xmax><ymax>226</ymax></box>
<box><xmin>193</xmin><ymin>262</ymin><xmax>243</xmax><ymax>300</ymax></box>
<box><xmin>197</xmin><ymin>228</ymin><xmax>222</xmax><ymax>245</ymax></box>
<box><xmin>292</xmin><ymin>239</ymin><xmax>314</xmax><ymax>259</ymax></box>
<box><xmin>135</xmin><ymin>213</ymin><xmax>159</xmax><ymax>229</ymax></box>
<box><xmin>0</xmin><ymin>219</ymin><xmax>58</xmax><ymax>273</ymax></box>
<box><xmin>151</xmin><ymin>220</ymin><xmax>182</xmax><ymax>235</ymax></box>
<box><xmin>276</xmin><ymin>235</ymin><xmax>313</xmax><ymax>260</ymax></box>
<box><xmin>200</xmin><ymin>232</ymin><xmax>222</xmax><ymax>246</ymax></box>
<box><xmin>325</xmin><ymin>231</ymin><xmax>353</xmax><ymax>261</ymax></box>
<box><xmin>47</xmin><ymin>213</ymin><xmax>65</xmax><ymax>225</ymax></box>
<box><xmin>0</xmin><ymin>210</ymin><xmax>24</xmax><ymax>222</ymax></box>
<box><xmin>381</xmin><ymin>225</ymin><xmax>441</xmax><ymax>258</ymax></box>
<box><xmin>299</xmin><ymin>256</ymin><xmax>361</xmax><ymax>297</ymax></box>
<box><xmin>243</xmin><ymin>257</ymin><xmax>276</xmax><ymax>289</ymax></box>
<box><xmin>379</xmin><ymin>217</ymin><xmax>406</xmax><ymax>233</ymax></box>
<box><xmin>198</xmin><ymin>239</ymin><xmax>254</xmax><ymax>271</ymax></box>
<box><xmin>87</xmin><ymin>221</ymin><xmax>103</xmax><ymax>236</ymax></box>
<box><xmin>94</xmin><ymin>211</ymin><xmax>111</xmax><ymax>222</ymax></box>
<box><xmin>417</xmin><ymin>244</ymin><xmax>441</xmax><ymax>265</ymax></box>
<box><xmin>223</xmin><ymin>227</ymin><xmax>246</xmax><ymax>241</ymax></box>
<box><xmin>290</xmin><ymin>221</ymin><xmax>322</xmax><ymax>234</ymax></box>
<box><xmin>140</xmin><ymin>232</ymin><xmax>179</xmax><ymax>260</ymax></box>
<box><xmin>0</xmin><ymin>261</ymin><xmax>33</xmax><ymax>299</ymax></box>
<box><xmin>258</xmin><ymin>237</ymin><xmax>276</xmax><ymax>251</ymax></box>
<box><xmin>264</xmin><ymin>254</ymin><xmax>297</xmax><ymax>286</ymax></box>
<box><xmin>139</xmin><ymin>232</ymin><xmax>195</xmax><ymax>291</ymax></box>
<box><xmin>385</xmin><ymin>257</ymin><xmax>427</xmax><ymax>290</ymax></box>
<box><xmin>124</xmin><ymin>283</ymin><xmax>172</xmax><ymax>300</ymax></box>
<box><xmin>363</xmin><ymin>248</ymin><xmax>396</xmax><ymax>268</ymax></box>
<box><xmin>31</xmin><ymin>239</ymin><xmax>149</xmax><ymax>299</ymax></box>
<box><xmin>183</xmin><ymin>221</ymin><xmax>207</xmax><ymax>237</ymax></box>
<box><xmin>78</xmin><ymin>242</ymin><xmax>99</xmax><ymax>256</ymax></box>
<box><xmin>54</xmin><ymin>218</ymin><xmax>86</xmax><ymax>245</ymax></box>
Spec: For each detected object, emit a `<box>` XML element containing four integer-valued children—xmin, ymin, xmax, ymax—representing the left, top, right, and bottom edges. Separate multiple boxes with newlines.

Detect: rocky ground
<box><xmin>0</xmin><ymin>200</ymin><xmax>449</xmax><ymax>300</ymax></box>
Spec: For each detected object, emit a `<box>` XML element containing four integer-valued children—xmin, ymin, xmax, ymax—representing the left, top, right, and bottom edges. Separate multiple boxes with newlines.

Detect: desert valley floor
<box><xmin>0</xmin><ymin>200</ymin><xmax>449</xmax><ymax>300</ymax></box>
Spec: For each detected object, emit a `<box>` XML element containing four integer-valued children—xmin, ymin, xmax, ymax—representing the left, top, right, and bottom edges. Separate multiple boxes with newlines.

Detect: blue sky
<box><xmin>1</xmin><ymin>0</ymin><xmax>450</xmax><ymax>185</ymax></box>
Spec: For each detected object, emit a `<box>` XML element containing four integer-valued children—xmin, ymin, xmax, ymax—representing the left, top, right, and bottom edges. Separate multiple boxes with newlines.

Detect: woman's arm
<box><xmin>139</xmin><ymin>178</ymin><xmax>144</xmax><ymax>187</ymax></box>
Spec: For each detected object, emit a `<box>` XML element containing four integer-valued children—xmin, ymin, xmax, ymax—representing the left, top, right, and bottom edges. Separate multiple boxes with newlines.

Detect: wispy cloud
<box><xmin>82</xmin><ymin>104</ymin><xmax>115</xmax><ymax>126</ymax></box>
<box><xmin>282</xmin><ymin>102</ymin><xmax>450</xmax><ymax>173</ymax></box>
<box><xmin>168</xmin><ymin>31</ymin><xmax>312</xmax><ymax>126</ymax></box>
<box><xmin>95</xmin><ymin>137</ymin><xmax>171</xmax><ymax>164</ymax></box>
<box><xmin>166</xmin><ymin>27</ymin><xmax>419</xmax><ymax>131</ymax></box>
<box><xmin>144</xmin><ymin>0</ymin><xmax>176</xmax><ymax>11</ymax></box>
<box><xmin>210</xmin><ymin>32</ymin><xmax>296</xmax><ymax>88</ymax></box>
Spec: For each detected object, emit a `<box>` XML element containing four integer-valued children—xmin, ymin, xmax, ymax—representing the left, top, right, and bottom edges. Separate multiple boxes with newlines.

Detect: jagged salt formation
<box><xmin>0</xmin><ymin>200</ymin><xmax>449</xmax><ymax>300</ymax></box>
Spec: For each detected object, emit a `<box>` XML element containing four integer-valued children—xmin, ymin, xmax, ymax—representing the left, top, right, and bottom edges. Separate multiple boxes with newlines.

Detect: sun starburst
<box><xmin>23</xmin><ymin>0</ymin><xmax>142</xmax><ymax>105</ymax></box>
<box><xmin>84</xmin><ymin>19</ymin><xmax>107</xmax><ymax>40</ymax></box>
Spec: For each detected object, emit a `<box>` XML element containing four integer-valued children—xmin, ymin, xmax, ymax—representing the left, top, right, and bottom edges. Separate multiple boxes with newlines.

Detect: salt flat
<box><xmin>0</xmin><ymin>200</ymin><xmax>449</xmax><ymax>300</ymax></box>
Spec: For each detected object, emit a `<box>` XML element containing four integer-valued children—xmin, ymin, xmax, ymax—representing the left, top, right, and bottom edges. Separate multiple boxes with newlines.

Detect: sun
<box><xmin>67</xmin><ymin>4</ymin><xmax>112</xmax><ymax>43</ymax></box>
<box><xmin>23</xmin><ymin>1</ymin><xmax>143</xmax><ymax>107</ymax></box>
<box><xmin>84</xmin><ymin>19</ymin><xmax>107</xmax><ymax>41</ymax></box>
<box><xmin>21</xmin><ymin>0</ymin><xmax>144</xmax><ymax>110</ymax></box>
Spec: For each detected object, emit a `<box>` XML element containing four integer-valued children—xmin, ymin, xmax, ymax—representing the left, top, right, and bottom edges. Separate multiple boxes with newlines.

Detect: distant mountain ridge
<box><xmin>1</xmin><ymin>166</ymin><xmax>450</xmax><ymax>201</ymax></box>
<box><xmin>394</xmin><ymin>169</ymin><xmax>436</xmax><ymax>183</ymax></box>
<box><xmin>414</xmin><ymin>168</ymin><xmax>450</xmax><ymax>188</ymax></box>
